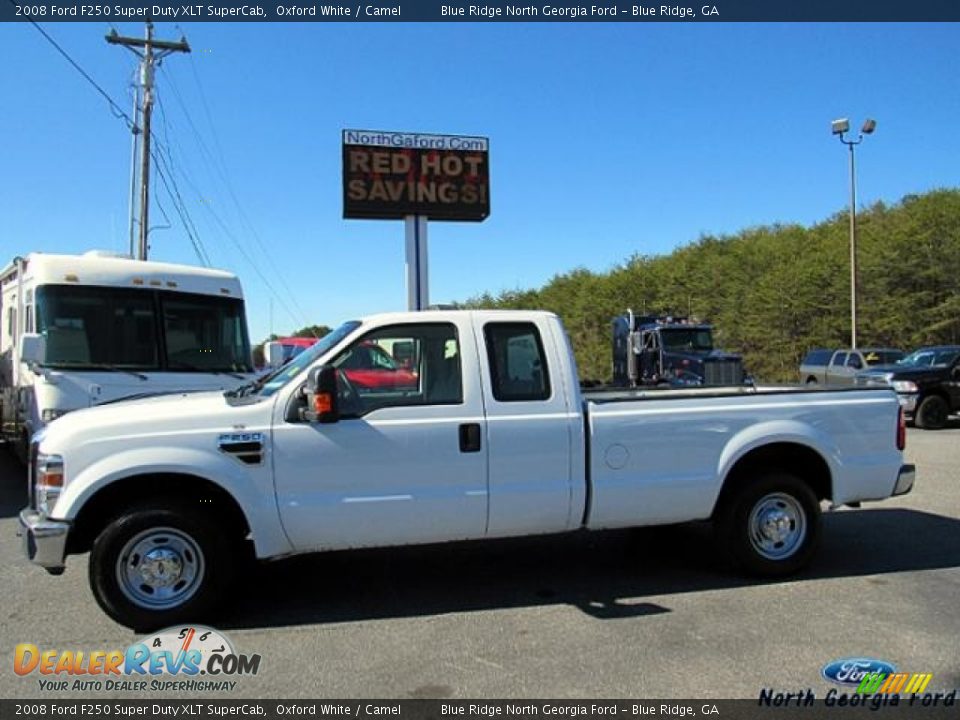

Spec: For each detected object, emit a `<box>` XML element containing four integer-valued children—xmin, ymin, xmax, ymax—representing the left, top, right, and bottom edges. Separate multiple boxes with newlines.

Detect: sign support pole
<box><xmin>405</xmin><ymin>214</ymin><xmax>429</xmax><ymax>311</ymax></box>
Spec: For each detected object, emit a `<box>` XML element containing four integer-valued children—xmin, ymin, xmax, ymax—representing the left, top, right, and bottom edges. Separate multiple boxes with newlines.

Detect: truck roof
<box><xmin>1</xmin><ymin>251</ymin><xmax>244</xmax><ymax>299</ymax></box>
<box><xmin>353</xmin><ymin>309</ymin><xmax>561</xmax><ymax>326</ymax></box>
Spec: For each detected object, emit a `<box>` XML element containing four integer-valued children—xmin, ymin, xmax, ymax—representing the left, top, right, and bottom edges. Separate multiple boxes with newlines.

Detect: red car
<box><xmin>276</xmin><ymin>336</ymin><xmax>317</xmax><ymax>364</ymax></box>
<box><xmin>336</xmin><ymin>342</ymin><xmax>419</xmax><ymax>390</ymax></box>
<box><xmin>276</xmin><ymin>337</ymin><xmax>418</xmax><ymax>391</ymax></box>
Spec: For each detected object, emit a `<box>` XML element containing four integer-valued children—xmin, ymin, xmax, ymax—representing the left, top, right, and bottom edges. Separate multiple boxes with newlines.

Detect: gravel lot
<box><xmin>2</xmin><ymin>425</ymin><xmax>958</xmax><ymax>699</ymax></box>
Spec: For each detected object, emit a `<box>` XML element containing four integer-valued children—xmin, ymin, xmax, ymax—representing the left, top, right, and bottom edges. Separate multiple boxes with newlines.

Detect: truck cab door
<box><xmin>840</xmin><ymin>352</ymin><xmax>864</xmax><ymax>385</ymax></box>
<box><xmin>827</xmin><ymin>351</ymin><xmax>848</xmax><ymax>385</ymax></box>
<box><xmin>271</xmin><ymin>320</ymin><xmax>488</xmax><ymax>551</ymax></box>
<box><xmin>947</xmin><ymin>361</ymin><xmax>960</xmax><ymax>411</ymax></box>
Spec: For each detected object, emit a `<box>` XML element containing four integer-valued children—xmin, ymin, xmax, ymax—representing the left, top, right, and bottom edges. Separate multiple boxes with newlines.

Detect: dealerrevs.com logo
<box><xmin>13</xmin><ymin>625</ymin><xmax>261</xmax><ymax>692</ymax></box>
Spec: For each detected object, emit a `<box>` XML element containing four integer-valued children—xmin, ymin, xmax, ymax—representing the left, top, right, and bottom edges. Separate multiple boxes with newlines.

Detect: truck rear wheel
<box><xmin>915</xmin><ymin>395</ymin><xmax>948</xmax><ymax>430</ymax></box>
<box><xmin>89</xmin><ymin>502</ymin><xmax>235</xmax><ymax>631</ymax></box>
<box><xmin>715</xmin><ymin>472</ymin><xmax>821</xmax><ymax>577</ymax></box>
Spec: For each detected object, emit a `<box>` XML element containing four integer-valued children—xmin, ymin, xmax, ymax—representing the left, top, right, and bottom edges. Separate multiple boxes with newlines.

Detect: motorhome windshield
<box><xmin>35</xmin><ymin>285</ymin><xmax>252</xmax><ymax>373</ymax></box>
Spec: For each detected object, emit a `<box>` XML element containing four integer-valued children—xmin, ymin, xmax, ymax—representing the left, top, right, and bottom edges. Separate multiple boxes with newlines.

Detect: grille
<box><xmin>703</xmin><ymin>359</ymin><xmax>744</xmax><ymax>386</ymax></box>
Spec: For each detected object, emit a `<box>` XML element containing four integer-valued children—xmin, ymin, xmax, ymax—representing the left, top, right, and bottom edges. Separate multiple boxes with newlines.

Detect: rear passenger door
<box><xmin>476</xmin><ymin>319</ymin><xmax>579</xmax><ymax>537</ymax></box>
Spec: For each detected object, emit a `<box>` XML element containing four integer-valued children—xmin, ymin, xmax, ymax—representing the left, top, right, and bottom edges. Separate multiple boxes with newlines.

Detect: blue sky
<box><xmin>2</xmin><ymin>22</ymin><xmax>958</xmax><ymax>342</ymax></box>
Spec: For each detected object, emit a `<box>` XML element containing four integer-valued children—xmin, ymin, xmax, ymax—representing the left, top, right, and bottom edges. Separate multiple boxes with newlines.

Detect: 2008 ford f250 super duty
<box><xmin>19</xmin><ymin>310</ymin><xmax>915</xmax><ymax>629</ymax></box>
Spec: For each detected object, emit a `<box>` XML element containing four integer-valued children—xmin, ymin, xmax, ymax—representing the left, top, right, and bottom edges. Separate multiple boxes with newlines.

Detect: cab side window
<box><xmin>330</xmin><ymin>322</ymin><xmax>462</xmax><ymax>415</ymax></box>
<box><xmin>484</xmin><ymin>322</ymin><xmax>551</xmax><ymax>402</ymax></box>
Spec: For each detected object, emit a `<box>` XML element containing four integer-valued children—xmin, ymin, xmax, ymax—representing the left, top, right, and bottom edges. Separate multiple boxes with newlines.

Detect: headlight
<box><xmin>35</xmin><ymin>452</ymin><xmax>64</xmax><ymax>514</ymax></box>
<box><xmin>41</xmin><ymin>408</ymin><xmax>71</xmax><ymax>423</ymax></box>
<box><xmin>892</xmin><ymin>380</ymin><xmax>918</xmax><ymax>393</ymax></box>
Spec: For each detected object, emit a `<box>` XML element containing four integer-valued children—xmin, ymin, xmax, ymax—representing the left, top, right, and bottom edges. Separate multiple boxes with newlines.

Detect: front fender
<box><xmin>55</xmin><ymin>446</ymin><xmax>293</xmax><ymax>558</ymax></box>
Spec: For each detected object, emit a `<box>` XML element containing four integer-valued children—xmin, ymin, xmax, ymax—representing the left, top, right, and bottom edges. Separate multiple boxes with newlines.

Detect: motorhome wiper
<box><xmin>98</xmin><ymin>390</ymin><xmax>179</xmax><ymax>405</ymax></box>
<box><xmin>82</xmin><ymin>364</ymin><xmax>149</xmax><ymax>381</ymax></box>
<box><xmin>169</xmin><ymin>361</ymin><xmax>247</xmax><ymax>380</ymax></box>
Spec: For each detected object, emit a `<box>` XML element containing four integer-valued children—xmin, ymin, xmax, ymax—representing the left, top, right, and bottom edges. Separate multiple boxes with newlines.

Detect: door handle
<box><xmin>459</xmin><ymin>423</ymin><xmax>482</xmax><ymax>453</ymax></box>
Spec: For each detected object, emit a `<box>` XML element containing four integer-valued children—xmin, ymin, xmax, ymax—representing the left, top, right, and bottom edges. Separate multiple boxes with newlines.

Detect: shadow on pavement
<box><xmin>0</xmin><ymin>445</ymin><xmax>26</xmax><ymax>519</ymax></box>
<box><xmin>218</xmin><ymin>507</ymin><xmax>960</xmax><ymax>631</ymax></box>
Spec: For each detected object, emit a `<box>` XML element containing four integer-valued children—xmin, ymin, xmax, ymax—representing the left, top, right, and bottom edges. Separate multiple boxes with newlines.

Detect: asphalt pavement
<box><xmin>1</xmin><ymin>425</ymin><xmax>958</xmax><ymax>699</ymax></box>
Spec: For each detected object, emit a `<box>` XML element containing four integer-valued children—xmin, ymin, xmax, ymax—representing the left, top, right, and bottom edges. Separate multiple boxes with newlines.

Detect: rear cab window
<box><xmin>483</xmin><ymin>322</ymin><xmax>551</xmax><ymax>402</ymax></box>
<box><xmin>830</xmin><ymin>352</ymin><xmax>848</xmax><ymax>367</ymax></box>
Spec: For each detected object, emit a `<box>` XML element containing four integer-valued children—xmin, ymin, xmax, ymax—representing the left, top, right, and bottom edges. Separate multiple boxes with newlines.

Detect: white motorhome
<box><xmin>1</xmin><ymin>251</ymin><xmax>254</xmax><ymax>458</ymax></box>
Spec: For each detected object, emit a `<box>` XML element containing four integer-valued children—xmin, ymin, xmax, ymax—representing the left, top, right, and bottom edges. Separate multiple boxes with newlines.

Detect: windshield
<box><xmin>660</xmin><ymin>328</ymin><xmax>714</xmax><ymax>354</ymax></box>
<box><xmin>257</xmin><ymin>321</ymin><xmax>361</xmax><ymax>397</ymax></box>
<box><xmin>36</xmin><ymin>285</ymin><xmax>252</xmax><ymax>373</ymax></box>
<box><xmin>282</xmin><ymin>342</ymin><xmax>314</xmax><ymax>363</ymax></box>
<box><xmin>897</xmin><ymin>348</ymin><xmax>960</xmax><ymax>368</ymax></box>
<box><xmin>862</xmin><ymin>350</ymin><xmax>905</xmax><ymax>366</ymax></box>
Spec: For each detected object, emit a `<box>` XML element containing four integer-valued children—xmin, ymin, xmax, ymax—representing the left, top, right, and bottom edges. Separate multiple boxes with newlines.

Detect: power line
<box><xmin>19</xmin><ymin>16</ymin><xmax>209</xmax><ymax>266</ymax></box>
<box><xmin>160</xmin><ymin>62</ymin><xmax>311</xmax><ymax>329</ymax></box>
<box><xmin>150</xmin><ymin>90</ymin><xmax>302</xmax><ymax>326</ymax></box>
<box><xmin>19</xmin><ymin>15</ymin><xmax>307</xmax><ymax>332</ymax></box>
<box><xmin>18</xmin><ymin>12</ymin><xmax>134</xmax><ymax>130</ymax></box>
<box><xmin>154</xmin><ymin>91</ymin><xmax>211</xmax><ymax>266</ymax></box>
<box><xmin>152</xmin><ymin>153</ymin><xmax>212</xmax><ymax>268</ymax></box>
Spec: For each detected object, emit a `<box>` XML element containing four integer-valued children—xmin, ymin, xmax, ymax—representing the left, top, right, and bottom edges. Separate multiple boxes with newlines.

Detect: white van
<box><xmin>1</xmin><ymin>251</ymin><xmax>254</xmax><ymax>459</ymax></box>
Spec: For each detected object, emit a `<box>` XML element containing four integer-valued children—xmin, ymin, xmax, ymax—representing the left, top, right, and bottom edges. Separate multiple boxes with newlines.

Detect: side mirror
<box><xmin>264</xmin><ymin>341</ymin><xmax>284</xmax><ymax>370</ymax></box>
<box><xmin>301</xmin><ymin>365</ymin><xmax>339</xmax><ymax>423</ymax></box>
<box><xmin>20</xmin><ymin>333</ymin><xmax>46</xmax><ymax>366</ymax></box>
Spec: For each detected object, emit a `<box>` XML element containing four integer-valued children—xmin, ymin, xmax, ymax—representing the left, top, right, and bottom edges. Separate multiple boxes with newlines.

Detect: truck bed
<box><xmin>581</xmin><ymin>384</ymin><xmax>901</xmax><ymax>531</ymax></box>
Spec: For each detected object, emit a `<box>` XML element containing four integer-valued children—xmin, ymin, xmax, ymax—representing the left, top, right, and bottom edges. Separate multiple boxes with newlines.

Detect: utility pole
<box><xmin>107</xmin><ymin>22</ymin><xmax>190</xmax><ymax>261</ymax></box>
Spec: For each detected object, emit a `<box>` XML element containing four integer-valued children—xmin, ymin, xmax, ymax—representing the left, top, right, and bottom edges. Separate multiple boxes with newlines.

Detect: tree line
<box><xmin>466</xmin><ymin>189</ymin><xmax>960</xmax><ymax>383</ymax></box>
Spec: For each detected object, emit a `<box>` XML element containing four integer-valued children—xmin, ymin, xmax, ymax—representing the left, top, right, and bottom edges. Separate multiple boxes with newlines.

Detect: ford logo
<box><xmin>822</xmin><ymin>658</ymin><xmax>897</xmax><ymax>687</ymax></box>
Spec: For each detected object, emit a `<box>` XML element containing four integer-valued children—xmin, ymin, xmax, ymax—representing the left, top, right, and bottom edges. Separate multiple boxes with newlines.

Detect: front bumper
<box><xmin>18</xmin><ymin>509</ymin><xmax>69</xmax><ymax>574</ymax></box>
<box><xmin>893</xmin><ymin>464</ymin><xmax>916</xmax><ymax>497</ymax></box>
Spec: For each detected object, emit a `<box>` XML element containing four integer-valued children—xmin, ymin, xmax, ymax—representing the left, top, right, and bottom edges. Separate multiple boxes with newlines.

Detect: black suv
<box><xmin>856</xmin><ymin>345</ymin><xmax>960</xmax><ymax>429</ymax></box>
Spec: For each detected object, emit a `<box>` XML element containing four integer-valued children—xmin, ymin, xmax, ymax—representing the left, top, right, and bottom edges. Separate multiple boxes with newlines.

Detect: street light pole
<box><xmin>831</xmin><ymin>117</ymin><xmax>876</xmax><ymax>350</ymax></box>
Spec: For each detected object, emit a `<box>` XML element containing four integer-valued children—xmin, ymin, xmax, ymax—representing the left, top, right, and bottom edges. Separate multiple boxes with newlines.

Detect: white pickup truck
<box><xmin>19</xmin><ymin>310</ymin><xmax>915</xmax><ymax>629</ymax></box>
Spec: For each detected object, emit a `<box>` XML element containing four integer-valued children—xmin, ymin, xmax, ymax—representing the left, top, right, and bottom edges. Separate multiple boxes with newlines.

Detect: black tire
<box><xmin>89</xmin><ymin>501</ymin><xmax>236</xmax><ymax>631</ymax></box>
<box><xmin>715</xmin><ymin>472</ymin><xmax>821</xmax><ymax>577</ymax></box>
<box><xmin>915</xmin><ymin>395</ymin><xmax>948</xmax><ymax>430</ymax></box>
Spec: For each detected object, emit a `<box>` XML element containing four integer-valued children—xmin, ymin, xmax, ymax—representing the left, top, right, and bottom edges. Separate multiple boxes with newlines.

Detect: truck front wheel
<box><xmin>715</xmin><ymin>472</ymin><xmax>821</xmax><ymax>577</ymax></box>
<box><xmin>89</xmin><ymin>502</ymin><xmax>234</xmax><ymax>630</ymax></box>
<box><xmin>915</xmin><ymin>395</ymin><xmax>948</xmax><ymax>430</ymax></box>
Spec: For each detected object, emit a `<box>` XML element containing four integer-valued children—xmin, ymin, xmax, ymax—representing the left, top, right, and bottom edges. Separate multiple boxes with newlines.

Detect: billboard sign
<box><xmin>342</xmin><ymin>129</ymin><xmax>490</xmax><ymax>221</ymax></box>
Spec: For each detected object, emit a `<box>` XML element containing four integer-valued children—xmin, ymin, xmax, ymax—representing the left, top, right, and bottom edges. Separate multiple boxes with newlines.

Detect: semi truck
<box><xmin>18</xmin><ymin>309</ymin><xmax>913</xmax><ymax>629</ymax></box>
<box><xmin>612</xmin><ymin>310</ymin><xmax>745</xmax><ymax>386</ymax></box>
<box><xmin>1</xmin><ymin>251</ymin><xmax>254</xmax><ymax>460</ymax></box>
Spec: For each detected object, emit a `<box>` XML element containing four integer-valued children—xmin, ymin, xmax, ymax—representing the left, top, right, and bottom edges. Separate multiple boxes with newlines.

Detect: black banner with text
<box><xmin>3</xmin><ymin>0</ymin><xmax>960</xmax><ymax>22</ymax></box>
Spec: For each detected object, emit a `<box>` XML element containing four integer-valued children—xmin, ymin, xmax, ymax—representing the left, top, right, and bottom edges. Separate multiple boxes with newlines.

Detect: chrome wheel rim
<box><xmin>116</xmin><ymin>527</ymin><xmax>205</xmax><ymax>609</ymax></box>
<box><xmin>748</xmin><ymin>493</ymin><xmax>807</xmax><ymax>560</ymax></box>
